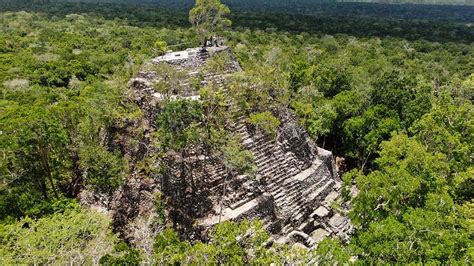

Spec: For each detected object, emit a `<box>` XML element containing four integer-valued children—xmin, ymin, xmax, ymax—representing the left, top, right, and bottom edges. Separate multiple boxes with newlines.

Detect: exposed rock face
<box><xmin>110</xmin><ymin>176</ymin><xmax>159</xmax><ymax>239</ymax></box>
<box><xmin>118</xmin><ymin>46</ymin><xmax>352</xmax><ymax>248</ymax></box>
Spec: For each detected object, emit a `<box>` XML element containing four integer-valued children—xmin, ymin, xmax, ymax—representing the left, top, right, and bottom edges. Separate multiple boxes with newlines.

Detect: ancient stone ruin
<box><xmin>123</xmin><ymin>46</ymin><xmax>352</xmax><ymax>249</ymax></box>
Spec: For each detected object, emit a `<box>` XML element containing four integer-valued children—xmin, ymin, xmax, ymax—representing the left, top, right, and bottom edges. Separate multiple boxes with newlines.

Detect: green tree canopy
<box><xmin>0</xmin><ymin>202</ymin><xmax>119</xmax><ymax>265</ymax></box>
<box><xmin>189</xmin><ymin>0</ymin><xmax>231</xmax><ymax>46</ymax></box>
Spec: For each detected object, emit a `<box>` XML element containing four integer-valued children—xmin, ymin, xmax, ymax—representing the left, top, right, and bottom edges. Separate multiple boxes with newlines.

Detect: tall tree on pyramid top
<box><xmin>189</xmin><ymin>0</ymin><xmax>231</xmax><ymax>48</ymax></box>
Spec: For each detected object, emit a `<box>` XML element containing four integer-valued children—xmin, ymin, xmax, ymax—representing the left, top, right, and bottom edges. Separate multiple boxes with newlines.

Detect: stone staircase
<box><xmin>198</xmin><ymin>49</ymin><xmax>210</xmax><ymax>62</ymax></box>
<box><xmin>191</xmin><ymin>158</ymin><xmax>260</xmax><ymax>214</ymax></box>
<box><xmin>200</xmin><ymin>70</ymin><xmax>234</xmax><ymax>90</ymax></box>
<box><xmin>232</xmin><ymin>122</ymin><xmax>340</xmax><ymax>236</ymax></box>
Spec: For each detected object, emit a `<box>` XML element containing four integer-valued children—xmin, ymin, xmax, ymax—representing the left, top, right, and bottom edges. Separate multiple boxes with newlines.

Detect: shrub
<box><xmin>248</xmin><ymin>111</ymin><xmax>281</xmax><ymax>137</ymax></box>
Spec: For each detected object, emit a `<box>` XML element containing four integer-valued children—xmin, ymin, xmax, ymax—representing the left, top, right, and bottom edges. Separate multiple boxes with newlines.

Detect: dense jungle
<box><xmin>0</xmin><ymin>0</ymin><xmax>473</xmax><ymax>264</ymax></box>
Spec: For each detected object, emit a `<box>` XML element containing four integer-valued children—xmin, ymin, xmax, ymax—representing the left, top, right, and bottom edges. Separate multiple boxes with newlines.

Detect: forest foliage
<box><xmin>0</xmin><ymin>0</ymin><xmax>473</xmax><ymax>264</ymax></box>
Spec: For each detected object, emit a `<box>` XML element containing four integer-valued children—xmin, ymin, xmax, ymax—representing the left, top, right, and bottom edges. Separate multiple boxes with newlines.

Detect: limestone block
<box><xmin>313</xmin><ymin>206</ymin><xmax>330</xmax><ymax>218</ymax></box>
<box><xmin>328</xmin><ymin>213</ymin><xmax>348</xmax><ymax>230</ymax></box>
<box><xmin>292</xmin><ymin>242</ymin><xmax>309</xmax><ymax>250</ymax></box>
<box><xmin>274</xmin><ymin>236</ymin><xmax>291</xmax><ymax>245</ymax></box>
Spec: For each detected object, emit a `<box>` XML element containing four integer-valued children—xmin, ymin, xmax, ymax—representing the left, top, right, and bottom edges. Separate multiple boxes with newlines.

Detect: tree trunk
<box><xmin>38</xmin><ymin>177</ymin><xmax>48</xmax><ymax>200</ymax></box>
<box><xmin>38</xmin><ymin>145</ymin><xmax>59</xmax><ymax>199</ymax></box>
<box><xmin>218</xmin><ymin>169</ymin><xmax>229</xmax><ymax>224</ymax></box>
<box><xmin>66</xmin><ymin>153</ymin><xmax>83</xmax><ymax>197</ymax></box>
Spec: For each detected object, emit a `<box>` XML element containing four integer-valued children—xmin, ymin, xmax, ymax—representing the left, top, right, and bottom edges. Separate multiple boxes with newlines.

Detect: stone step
<box><xmin>280</xmin><ymin>194</ymin><xmax>306</xmax><ymax>209</ymax></box>
<box><xmin>259</xmin><ymin>165</ymin><xmax>280</xmax><ymax>176</ymax></box>
<box><xmin>253</xmin><ymin>143</ymin><xmax>273</xmax><ymax>153</ymax></box>
<box><xmin>267</xmin><ymin>181</ymin><xmax>286</xmax><ymax>193</ymax></box>
<box><xmin>299</xmin><ymin>175</ymin><xmax>330</xmax><ymax>197</ymax></box>
<box><xmin>229</xmin><ymin>195</ymin><xmax>256</xmax><ymax>210</ymax></box>
<box><xmin>273</xmin><ymin>190</ymin><xmax>288</xmax><ymax>202</ymax></box>
<box><xmin>276</xmin><ymin>190</ymin><xmax>297</xmax><ymax>206</ymax></box>
<box><xmin>285</xmin><ymin>181</ymin><xmax>301</xmax><ymax>191</ymax></box>
<box><xmin>282</xmin><ymin>223</ymin><xmax>293</xmax><ymax>234</ymax></box>
<box><xmin>267</xmin><ymin>178</ymin><xmax>289</xmax><ymax>191</ymax></box>
<box><xmin>292</xmin><ymin>209</ymin><xmax>308</xmax><ymax>225</ymax></box>
<box><xmin>278</xmin><ymin>197</ymin><xmax>303</xmax><ymax>210</ymax></box>
<box><xmin>251</xmin><ymin>140</ymin><xmax>273</xmax><ymax>151</ymax></box>
<box><xmin>258</xmin><ymin>158</ymin><xmax>282</xmax><ymax>170</ymax></box>
<box><xmin>271</xmin><ymin>171</ymin><xmax>286</xmax><ymax>180</ymax></box>
<box><xmin>271</xmin><ymin>171</ymin><xmax>289</xmax><ymax>182</ymax></box>
<box><xmin>273</xmin><ymin>186</ymin><xmax>297</xmax><ymax>202</ymax></box>
<box><xmin>316</xmin><ymin>183</ymin><xmax>336</xmax><ymax>203</ymax></box>
<box><xmin>256</xmin><ymin>156</ymin><xmax>274</xmax><ymax>167</ymax></box>
<box><xmin>281</xmin><ymin>196</ymin><xmax>306</xmax><ymax>212</ymax></box>
<box><xmin>243</xmin><ymin>134</ymin><xmax>262</xmax><ymax>143</ymax></box>
<box><xmin>252</xmin><ymin>143</ymin><xmax>273</xmax><ymax>154</ymax></box>
<box><xmin>270</xmin><ymin>185</ymin><xmax>285</xmax><ymax>196</ymax></box>
<box><xmin>200</xmin><ymin>196</ymin><xmax>264</xmax><ymax>227</ymax></box>
<box><xmin>308</xmin><ymin>180</ymin><xmax>336</xmax><ymax>202</ymax></box>
<box><xmin>236</xmin><ymin>128</ymin><xmax>248</xmax><ymax>135</ymax></box>
<box><xmin>276</xmin><ymin>186</ymin><xmax>302</xmax><ymax>203</ymax></box>
<box><xmin>269</xmin><ymin>159</ymin><xmax>285</xmax><ymax>168</ymax></box>
<box><xmin>268</xmin><ymin>162</ymin><xmax>292</xmax><ymax>177</ymax></box>
<box><xmin>264</xmin><ymin>165</ymin><xmax>282</xmax><ymax>176</ymax></box>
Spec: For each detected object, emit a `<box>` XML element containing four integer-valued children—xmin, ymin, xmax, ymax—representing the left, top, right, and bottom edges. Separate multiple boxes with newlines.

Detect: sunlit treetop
<box><xmin>189</xmin><ymin>0</ymin><xmax>232</xmax><ymax>47</ymax></box>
